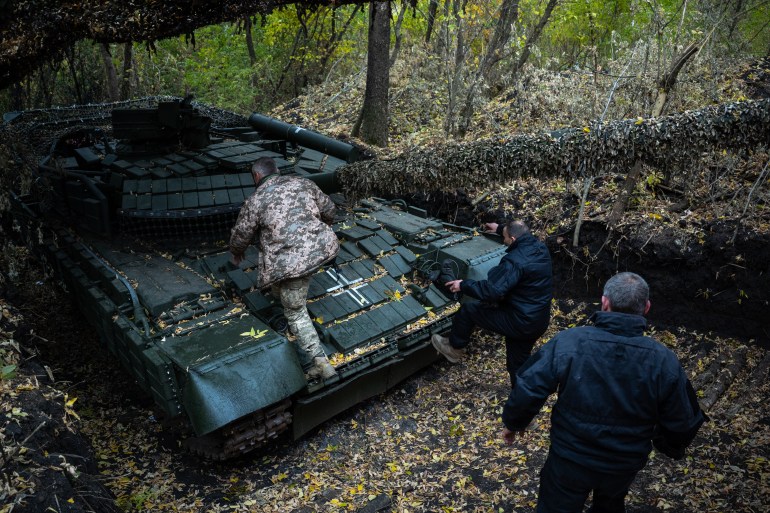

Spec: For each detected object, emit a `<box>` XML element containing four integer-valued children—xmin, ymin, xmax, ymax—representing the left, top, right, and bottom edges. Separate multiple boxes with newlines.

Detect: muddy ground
<box><xmin>1</xmin><ymin>193</ymin><xmax>768</xmax><ymax>512</ymax></box>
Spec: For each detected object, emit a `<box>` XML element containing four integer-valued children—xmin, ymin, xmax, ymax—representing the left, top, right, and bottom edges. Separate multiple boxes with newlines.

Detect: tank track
<box><xmin>183</xmin><ymin>399</ymin><xmax>293</xmax><ymax>460</ymax></box>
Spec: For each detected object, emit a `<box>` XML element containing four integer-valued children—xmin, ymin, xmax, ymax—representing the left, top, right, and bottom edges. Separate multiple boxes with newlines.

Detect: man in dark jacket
<box><xmin>501</xmin><ymin>272</ymin><xmax>707</xmax><ymax>513</ymax></box>
<box><xmin>230</xmin><ymin>157</ymin><xmax>339</xmax><ymax>380</ymax></box>
<box><xmin>431</xmin><ymin>220</ymin><xmax>553</xmax><ymax>386</ymax></box>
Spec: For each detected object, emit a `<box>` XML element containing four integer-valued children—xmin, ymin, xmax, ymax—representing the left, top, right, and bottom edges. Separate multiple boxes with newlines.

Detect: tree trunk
<box><xmin>511</xmin><ymin>0</ymin><xmax>559</xmax><ymax>76</ymax></box>
<box><xmin>481</xmin><ymin>0</ymin><xmax>520</xmax><ymax>82</ymax></box>
<box><xmin>10</xmin><ymin>81</ymin><xmax>24</xmax><ymax>110</ymax></box>
<box><xmin>275</xmin><ymin>13</ymin><xmax>306</xmax><ymax>95</ymax></box>
<box><xmin>292</xmin><ymin>8</ymin><xmax>315</xmax><ymax>96</ymax></box>
<box><xmin>437</xmin><ymin>0</ymin><xmax>452</xmax><ymax>58</ymax></box>
<box><xmin>425</xmin><ymin>0</ymin><xmax>438</xmax><ymax>44</ymax></box>
<box><xmin>120</xmin><ymin>42</ymin><xmax>133</xmax><ymax>101</ymax></box>
<box><xmin>355</xmin><ymin>1</ymin><xmax>390</xmax><ymax>147</ymax></box>
<box><xmin>244</xmin><ymin>17</ymin><xmax>257</xmax><ymax>66</ymax></box>
<box><xmin>455</xmin><ymin>0</ymin><xmax>519</xmax><ymax>137</ymax></box>
<box><xmin>64</xmin><ymin>46</ymin><xmax>84</xmax><ymax>105</ymax></box>
<box><xmin>607</xmin><ymin>42</ymin><xmax>699</xmax><ymax>228</ymax></box>
<box><xmin>99</xmin><ymin>43</ymin><xmax>120</xmax><ymax>102</ymax></box>
<box><xmin>727</xmin><ymin>0</ymin><xmax>746</xmax><ymax>39</ymax></box>
<box><xmin>318</xmin><ymin>5</ymin><xmax>363</xmax><ymax>75</ymax></box>
<box><xmin>444</xmin><ymin>0</ymin><xmax>466</xmax><ymax>136</ymax></box>
<box><xmin>390</xmin><ymin>0</ymin><xmax>408</xmax><ymax>67</ymax></box>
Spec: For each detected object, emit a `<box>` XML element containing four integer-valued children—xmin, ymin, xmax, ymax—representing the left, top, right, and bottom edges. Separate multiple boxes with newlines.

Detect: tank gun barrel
<box><xmin>248</xmin><ymin>113</ymin><xmax>359</xmax><ymax>163</ymax></box>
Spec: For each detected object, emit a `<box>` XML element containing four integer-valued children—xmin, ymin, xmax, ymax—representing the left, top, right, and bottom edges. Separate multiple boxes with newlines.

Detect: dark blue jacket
<box><xmin>502</xmin><ymin>311</ymin><xmax>707</xmax><ymax>473</ymax></box>
<box><xmin>460</xmin><ymin>232</ymin><xmax>553</xmax><ymax>336</ymax></box>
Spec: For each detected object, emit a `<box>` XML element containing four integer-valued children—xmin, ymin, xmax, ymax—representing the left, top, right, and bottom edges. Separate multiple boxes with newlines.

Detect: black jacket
<box><xmin>502</xmin><ymin>311</ymin><xmax>707</xmax><ymax>472</ymax></box>
<box><xmin>460</xmin><ymin>232</ymin><xmax>553</xmax><ymax>336</ymax></box>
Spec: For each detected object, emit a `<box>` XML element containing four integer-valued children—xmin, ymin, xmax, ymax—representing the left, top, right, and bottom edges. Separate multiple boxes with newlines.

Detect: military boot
<box><xmin>431</xmin><ymin>334</ymin><xmax>466</xmax><ymax>363</ymax></box>
<box><xmin>307</xmin><ymin>356</ymin><xmax>338</xmax><ymax>380</ymax></box>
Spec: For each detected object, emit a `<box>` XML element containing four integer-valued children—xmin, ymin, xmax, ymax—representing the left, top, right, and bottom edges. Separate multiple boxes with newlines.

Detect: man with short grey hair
<box><xmin>601</xmin><ymin>271</ymin><xmax>650</xmax><ymax>315</ymax></box>
<box><xmin>501</xmin><ymin>272</ymin><xmax>707</xmax><ymax>512</ymax></box>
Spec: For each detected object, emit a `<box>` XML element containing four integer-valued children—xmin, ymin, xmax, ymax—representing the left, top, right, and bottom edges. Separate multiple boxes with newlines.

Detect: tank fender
<box><xmin>157</xmin><ymin>316</ymin><xmax>307</xmax><ymax>436</ymax></box>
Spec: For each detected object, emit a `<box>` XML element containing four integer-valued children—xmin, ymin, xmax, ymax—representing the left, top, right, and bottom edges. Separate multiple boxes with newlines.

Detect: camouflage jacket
<box><xmin>229</xmin><ymin>174</ymin><xmax>339</xmax><ymax>288</ymax></box>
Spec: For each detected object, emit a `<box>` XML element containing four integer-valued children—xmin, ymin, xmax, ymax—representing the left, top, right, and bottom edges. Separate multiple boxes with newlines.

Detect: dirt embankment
<box><xmin>0</xmin><ymin>295</ymin><xmax>120</xmax><ymax>513</ymax></box>
<box><xmin>550</xmin><ymin>220</ymin><xmax>769</xmax><ymax>344</ymax></box>
<box><xmin>405</xmin><ymin>188</ymin><xmax>769</xmax><ymax>344</ymax></box>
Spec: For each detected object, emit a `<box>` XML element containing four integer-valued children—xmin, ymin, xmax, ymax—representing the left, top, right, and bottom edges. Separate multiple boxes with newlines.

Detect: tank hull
<box><xmin>8</xmin><ymin>97</ymin><xmax>505</xmax><ymax>459</ymax></box>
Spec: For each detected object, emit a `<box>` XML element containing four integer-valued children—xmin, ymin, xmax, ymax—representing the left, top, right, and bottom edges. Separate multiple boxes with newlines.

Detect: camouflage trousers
<box><xmin>272</xmin><ymin>276</ymin><xmax>327</xmax><ymax>367</ymax></box>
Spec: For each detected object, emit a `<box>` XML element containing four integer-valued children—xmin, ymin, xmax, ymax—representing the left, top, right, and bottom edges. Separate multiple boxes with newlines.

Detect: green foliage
<box><xmin>734</xmin><ymin>2</ymin><xmax>770</xmax><ymax>55</ymax></box>
<box><xmin>134</xmin><ymin>24</ymin><xmax>262</xmax><ymax>112</ymax></box>
<box><xmin>116</xmin><ymin>488</ymin><xmax>161</xmax><ymax>512</ymax></box>
<box><xmin>538</xmin><ymin>0</ymin><xmax>648</xmax><ymax>66</ymax></box>
<box><xmin>532</xmin><ymin>0</ymin><xmax>729</xmax><ymax>69</ymax></box>
<box><xmin>645</xmin><ymin>170</ymin><xmax>663</xmax><ymax>189</ymax></box>
<box><xmin>0</xmin><ymin>39</ymin><xmax>107</xmax><ymax>112</ymax></box>
<box><xmin>1</xmin><ymin>363</ymin><xmax>16</xmax><ymax>380</ymax></box>
<box><xmin>129</xmin><ymin>5</ymin><xmax>377</xmax><ymax>113</ymax></box>
<box><xmin>1</xmin><ymin>336</ymin><xmax>19</xmax><ymax>380</ymax></box>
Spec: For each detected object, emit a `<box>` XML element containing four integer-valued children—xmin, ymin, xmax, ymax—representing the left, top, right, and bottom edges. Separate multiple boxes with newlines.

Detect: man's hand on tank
<box><xmin>231</xmin><ymin>252</ymin><xmax>244</xmax><ymax>266</ymax></box>
<box><xmin>483</xmin><ymin>222</ymin><xmax>499</xmax><ymax>233</ymax></box>
<box><xmin>445</xmin><ymin>279</ymin><xmax>463</xmax><ymax>293</ymax></box>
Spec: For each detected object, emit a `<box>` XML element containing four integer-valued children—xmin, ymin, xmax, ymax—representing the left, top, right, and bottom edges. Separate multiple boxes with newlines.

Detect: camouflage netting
<box><xmin>0</xmin><ymin>96</ymin><xmax>248</xmax><ymax>206</ymax></box>
<box><xmin>0</xmin><ymin>0</ymin><xmax>370</xmax><ymax>89</ymax></box>
<box><xmin>338</xmin><ymin>98</ymin><xmax>770</xmax><ymax>201</ymax></box>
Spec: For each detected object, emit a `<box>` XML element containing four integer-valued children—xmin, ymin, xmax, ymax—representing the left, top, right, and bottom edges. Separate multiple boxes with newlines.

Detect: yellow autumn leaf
<box><xmin>240</xmin><ymin>327</ymin><xmax>267</xmax><ymax>338</ymax></box>
<box><xmin>582</xmin><ymin>127</ymin><xmax>590</xmax><ymax>133</ymax></box>
<box><xmin>67</xmin><ymin>498</ymin><xmax>74</xmax><ymax>504</ymax></box>
<box><xmin>635</xmin><ymin>117</ymin><xmax>644</xmax><ymax>125</ymax></box>
<box><xmin>65</xmin><ymin>396</ymin><xmax>77</xmax><ymax>407</ymax></box>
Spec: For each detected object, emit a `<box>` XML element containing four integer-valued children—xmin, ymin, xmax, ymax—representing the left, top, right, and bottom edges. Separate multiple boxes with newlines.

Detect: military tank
<box><xmin>6</xmin><ymin>97</ymin><xmax>506</xmax><ymax>460</ymax></box>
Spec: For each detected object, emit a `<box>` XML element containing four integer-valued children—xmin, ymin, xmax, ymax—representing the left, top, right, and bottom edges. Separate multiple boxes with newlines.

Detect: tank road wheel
<box><xmin>183</xmin><ymin>399</ymin><xmax>293</xmax><ymax>460</ymax></box>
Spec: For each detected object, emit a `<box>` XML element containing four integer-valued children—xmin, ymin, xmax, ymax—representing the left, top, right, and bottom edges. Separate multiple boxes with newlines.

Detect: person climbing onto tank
<box><xmin>431</xmin><ymin>219</ymin><xmax>553</xmax><ymax>387</ymax></box>
<box><xmin>230</xmin><ymin>157</ymin><xmax>339</xmax><ymax>380</ymax></box>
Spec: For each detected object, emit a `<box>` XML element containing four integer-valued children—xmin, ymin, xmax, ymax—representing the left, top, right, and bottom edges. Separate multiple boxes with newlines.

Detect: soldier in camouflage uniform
<box><xmin>230</xmin><ymin>157</ymin><xmax>339</xmax><ymax>380</ymax></box>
